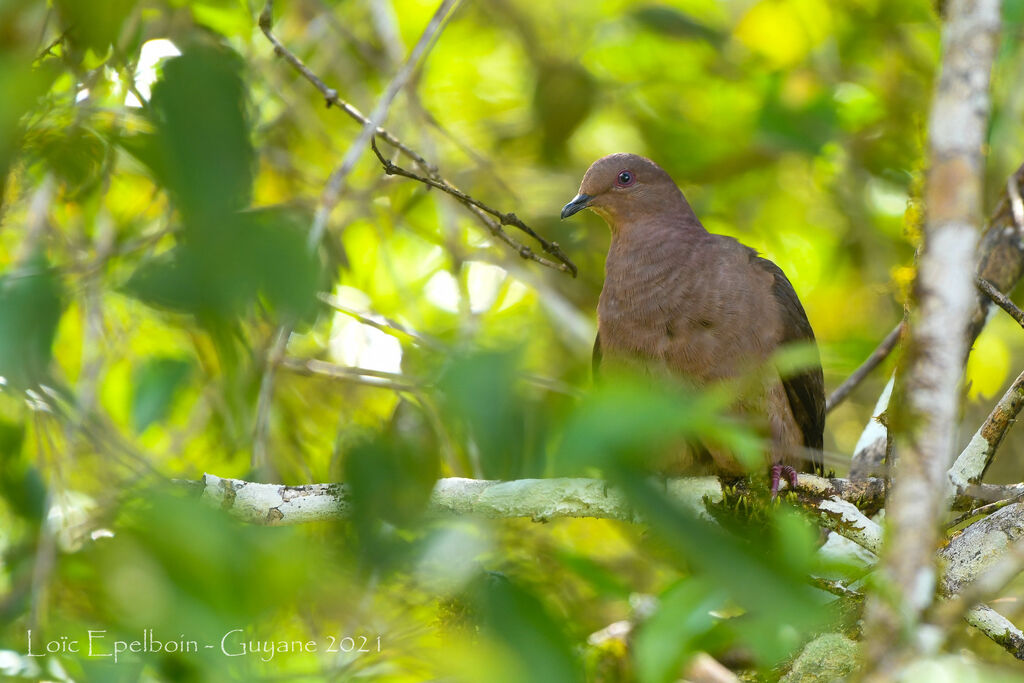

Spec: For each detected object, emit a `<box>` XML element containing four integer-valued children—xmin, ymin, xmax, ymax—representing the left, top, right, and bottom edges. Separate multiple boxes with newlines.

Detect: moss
<box><xmin>781</xmin><ymin>633</ymin><xmax>860</xmax><ymax>683</ymax></box>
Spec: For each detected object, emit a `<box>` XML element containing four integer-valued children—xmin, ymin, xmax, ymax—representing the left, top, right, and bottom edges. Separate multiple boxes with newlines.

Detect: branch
<box><xmin>196</xmin><ymin>474</ymin><xmax>722</xmax><ymax>525</ymax></box>
<box><xmin>826</xmin><ymin>322</ymin><xmax>903</xmax><ymax>414</ymax></box>
<box><xmin>305</xmin><ymin>0</ymin><xmax>458</xmax><ymax>249</ymax></box>
<box><xmin>937</xmin><ymin>502</ymin><xmax>1024</xmax><ymax>659</ymax></box>
<box><xmin>964</xmin><ymin>605</ymin><xmax>1024</xmax><ymax>660</ymax></box>
<box><xmin>948</xmin><ymin>366</ymin><xmax>1024</xmax><ymax>487</ymax></box>
<box><xmin>851</xmin><ymin>163</ymin><xmax>1024</xmax><ymax>475</ymax></box>
<box><xmin>849</xmin><ymin>373</ymin><xmax>893</xmax><ymax>479</ymax></box>
<box><xmin>977</xmin><ymin>277</ymin><xmax>1024</xmax><ymax>329</ymax></box>
<box><xmin>257</xmin><ymin>1</ymin><xmax>578</xmax><ymax>276</ymax></box>
<box><xmin>371</xmin><ymin>138</ymin><xmax>577</xmax><ymax>275</ymax></box>
<box><xmin>317</xmin><ymin>292</ymin><xmax>446</xmax><ymax>351</ymax></box>
<box><xmin>281</xmin><ymin>357</ymin><xmax>419</xmax><ymax>392</ymax></box>
<box><xmin>864</xmin><ymin>0</ymin><xmax>1001</xmax><ymax>672</ymax></box>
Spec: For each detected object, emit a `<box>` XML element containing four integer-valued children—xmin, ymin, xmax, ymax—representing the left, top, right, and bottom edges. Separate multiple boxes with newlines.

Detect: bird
<box><xmin>560</xmin><ymin>153</ymin><xmax>824</xmax><ymax>495</ymax></box>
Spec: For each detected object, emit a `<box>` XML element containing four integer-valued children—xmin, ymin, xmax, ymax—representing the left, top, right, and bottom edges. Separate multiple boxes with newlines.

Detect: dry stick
<box><xmin>371</xmin><ymin>138</ymin><xmax>576</xmax><ymax>275</ymax></box>
<box><xmin>258</xmin><ymin>2</ymin><xmax>576</xmax><ymax>276</ymax></box>
<box><xmin>251</xmin><ymin>0</ymin><xmax>459</xmax><ymax>473</ymax></box>
<box><xmin>863</xmin><ymin>0</ymin><xmax>1001</xmax><ymax>675</ymax></box>
<box><xmin>825</xmin><ymin>322</ymin><xmax>904</xmax><ymax>413</ymax></box>
<box><xmin>977</xmin><ymin>276</ymin><xmax>1024</xmax><ymax>328</ymax></box>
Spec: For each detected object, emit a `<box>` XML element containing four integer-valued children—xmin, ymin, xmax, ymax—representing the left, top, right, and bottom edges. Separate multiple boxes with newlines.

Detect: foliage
<box><xmin>3</xmin><ymin>0</ymin><xmax>1024</xmax><ymax>680</ymax></box>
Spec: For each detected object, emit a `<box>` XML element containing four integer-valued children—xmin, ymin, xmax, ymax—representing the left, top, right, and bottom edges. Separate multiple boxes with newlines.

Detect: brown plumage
<box><xmin>561</xmin><ymin>153</ymin><xmax>824</xmax><ymax>494</ymax></box>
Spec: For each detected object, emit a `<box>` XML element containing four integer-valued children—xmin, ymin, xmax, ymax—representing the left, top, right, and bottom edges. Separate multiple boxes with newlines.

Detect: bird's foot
<box><xmin>769</xmin><ymin>464</ymin><xmax>800</xmax><ymax>499</ymax></box>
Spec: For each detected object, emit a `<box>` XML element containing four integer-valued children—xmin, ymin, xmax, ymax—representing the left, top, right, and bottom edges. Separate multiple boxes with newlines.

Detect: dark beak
<box><xmin>560</xmin><ymin>193</ymin><xmax>593</xmax><ymax>219</ymax></box>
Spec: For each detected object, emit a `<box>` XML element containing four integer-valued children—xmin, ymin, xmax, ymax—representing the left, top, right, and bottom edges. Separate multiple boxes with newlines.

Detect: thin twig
<box><xmin>947</xmin><ymin>496</ymin><xmax>1022</xmax><ymax>530</ymax></box>
<box><xmin>252</xmin><ymin>0</ymin><xmax>459</xmax><ymax>474</ymax></box>
<box><xmin>305</xmin><ymin>0</ymin><xmax>460</xmax><ymax>249</ymax></box>
<box><xmin>372</xmin><ymin>137</ymin><xmax>577</xmax><ymax>275</ymax></box>
<box><xmin>826</xmin><ymin>322</ymin><xmax>904</xmax><ymax>413</ymax></box>
<box><xmin>257</xmin><ymin>0</ymin><xmax>577</xmax><ymax>276</ymax></box>
<box><xmin>258</xmin><ymin>0</ymin><xmax>434</xmax><ymax>174</ymax></box>
<box><xmin>977</xmin><ymin>277</ymin><xmax>1024</xmax><ymax>329</ymax></box>
<box><xmin>811</xmin><ymin>577</ymin><xmax>863</xmax><ymax>600</ymax></box>
<box><xmin>281</xmin><ymin>357</ymin><xmax>418</xmax><ymax>392</ymax></box>
<box><xmin>317</xmin><ymin>292</ymin><xmax>446</xmax><ymax>351</ymax></box>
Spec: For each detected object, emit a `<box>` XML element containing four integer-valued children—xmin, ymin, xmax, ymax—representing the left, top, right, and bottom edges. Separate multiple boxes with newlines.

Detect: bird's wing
<box><xmin>592</xmin><ymin>332</ymin><xmax>602</xmax><ymax>381</ymax></box>
<box><xmin>753</xmin><ymin>256</ymin><xmax>825</xmax><ymax>472</ymax></box>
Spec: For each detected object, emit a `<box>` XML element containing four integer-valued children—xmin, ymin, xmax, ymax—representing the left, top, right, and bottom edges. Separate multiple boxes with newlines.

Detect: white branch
<box><xmin>964</xmin><ymin>605</ymin><xmax>1024</xmax><ymax>659</ymax></box>
<box><xmin>816</xmin><ymin>497</ymin><xmax>882</xmax><ymax>555</ymax></box>
<box><xmin>198</xmin><ymin>473</ymin><xmax>724</xmax><ymax>526</ymax></box>
<box><xmin>949</xmin><ymin>367</ymin><xmax>1024</xmax><ymax>489</ymax></box>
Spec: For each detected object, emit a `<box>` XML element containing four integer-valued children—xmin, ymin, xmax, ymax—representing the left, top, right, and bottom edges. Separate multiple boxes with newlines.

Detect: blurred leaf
<box><xmin>344</xmin><ymin>427</ymin><xmax>440</xmax><ymax>530</ymax></box>
<box><xmin>630</xmin><ymin>6</ymin><xmax>725</xmax><ymax>44</ymax></box>
<box><xmin>122</xmin><ymin>208</ymin><xmax>322</xmax><ymax>322</ymax></box>
<box><xmin>55</xmin><ymin>0</ymin><xmax>139</xmax><ymax>55</ymax></box>
<box><xmin>0</xmin><ymin>418</ymin><xmax>46</xmax><ymax>523</ymax></box>
<box><xmin>439</xmin><ymin>351</ymin><xmax>546</xmax><ymax>479</ymax></box>
<box><xmin>0</xmin><ymin>56</ymin><xmax>59</xmax><ymax>206</ymax></box>
<box><xmin>555</xmin><ymin>375</ymin><xmax>762</xmax><ymax>475</ymax></box>
<box><xmin>634</xmin><ymin>578</ymin><xmax>725</xmax><ymax>683</ymax></box>
<box><xmin>473</xmin><ymin>574</ymin><xmax>584</xmax><ymax>683</ymax></box>
<box><xmin>148</xmin><ymin>44</ymin><xmax>254</xmax><ymax>221</ymax></box>
<box><xmin>616</xmin><ymin>475</ymin><xmax>828</xmax><ymax>665</ymax></box>
<box><xmin>24</xmin><ymin>125</ymin><xmax>108</xmax><ymax>198</ymax></box>
<box><xmin>0</xmin><ymin>253</ymin><xmax>64</xmax><ymax>389</ymax></box>
<box><xmin>533</xmin><ymin>61</ymin><xmax>595</xmax><ymax>160</ymax></box>
<box><xmin>131</xmin><ymin>357</ymin><xmax>193</xmax><ymax>433</ymax></box>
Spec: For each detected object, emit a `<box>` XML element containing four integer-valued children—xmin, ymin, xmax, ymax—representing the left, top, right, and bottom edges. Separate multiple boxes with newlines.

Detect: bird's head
<box><xmin>560</xmin><ymin>153</ymin><xmax>684</xmax><ymax>229</ymax></box>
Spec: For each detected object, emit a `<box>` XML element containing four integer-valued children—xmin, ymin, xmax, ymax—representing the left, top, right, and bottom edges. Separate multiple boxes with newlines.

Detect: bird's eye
<box><xmin>616</xmin><ymin>170</ymin><xmax>634</xmax><ymax>186</ymax></box>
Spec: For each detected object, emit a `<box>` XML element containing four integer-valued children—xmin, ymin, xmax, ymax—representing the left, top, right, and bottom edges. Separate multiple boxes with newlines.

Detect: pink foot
<box><xmin>769</xmin><ymin>464</ymin><xmax>800</xmax><ymax>499</ymax></box>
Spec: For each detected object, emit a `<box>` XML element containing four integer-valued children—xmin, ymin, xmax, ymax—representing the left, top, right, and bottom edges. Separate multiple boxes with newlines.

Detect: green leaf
<box><xmin>0</xmin><ymin>253</ymin><xmax>64</xmax><ymax>389</ymax></box>
<box><xmin>55</xmin><ymin>0</ymin><xmax>139</xmax><ymax>56</ymax></box>
<box><xmin>132</xmin><ymin>357</ymin><xmax>193</xmax><ymax>433</ymax></box>
<box><xmin>149</xmin><ymin>44</ymin><xmax>254</xmax><ymax>221</ymax></box>
<box><xmin>634</xmin><ymin>578</ymin><xmax>725</xmax><ymax>683</ymax></box>
<box><xmin>615</xmin><ymin>475</ymin><xmax>828</xmax><ymax>665</ymax></box>
<box><xmin>438</xmin><ymin>351</ymin><xmax>547</xmax><ymax>479</ymax></box>
<box><xmin>474</xmin><ymin>574</ymin><xmax>584</xmax><ymax>683</ymax></box>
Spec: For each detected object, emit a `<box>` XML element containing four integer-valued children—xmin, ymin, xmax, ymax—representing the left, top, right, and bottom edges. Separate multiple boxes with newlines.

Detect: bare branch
<box><xmin>977</xmin><ymin>276</ymin><xmax>1024</xmax><ymax>329</ymax></box>
<box><xmin>371</xmin><ymin>138</ymin><xmax>577</xmax><ymax>275</ymax></box>
<box><xmin>852</xmin><ymin>164</ymin><xmax>1024</xmax><ymax>476</ymax></box>
<box><xmin>258</xmin><ymin>1</ymin><xmax>432</xmax><ymax>173</ymax></box>
<box><xmin>949</xmin><ymin>366</ymin><xmax>1024</xmax><ymax>487</ymax></box>
<box><xmin>257</xmin><ymin>0</ymin><xmax>577</xmax><ymax>276</ymax></box>
<box><xmin>306</xmin><ymin>0</ymin><xmax>459</xmax><ymax>249</ymax></box>
<box><xmin>281</xmin><ymin>357</ymin><xmax>418</xmax><ymax>392</ymax></box>
<box><xmin>196</xmin><ymin>473</ymin><xmax>722</xmax><ymax>525</ymax></box>
<box><xmin>826</xmin><ymin>322</ymin><xmax>903</xmax><ymax>414</ymax></box>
